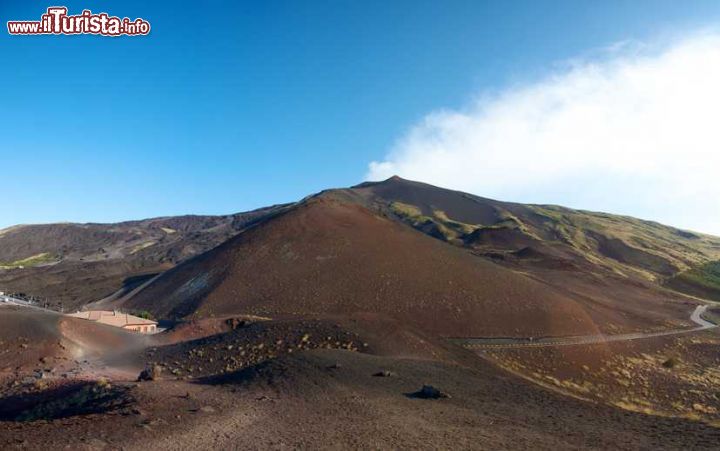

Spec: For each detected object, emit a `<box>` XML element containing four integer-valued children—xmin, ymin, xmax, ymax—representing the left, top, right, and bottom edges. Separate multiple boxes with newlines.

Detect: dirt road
<box><xmin>459</xmin><ymin>305</ymin><xmax>717</xmax><ymax>349</ymax></box>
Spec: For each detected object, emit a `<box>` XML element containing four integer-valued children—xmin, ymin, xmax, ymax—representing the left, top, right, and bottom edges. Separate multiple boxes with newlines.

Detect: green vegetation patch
<box><xmin>432</xmin><ymin>210</ymin><xmax>479</xmax><ymax>235</ymax></box>
<box><xmin>130</xmin><ymin>241</ymin><xmax>157</xmax><ymax>254</ymax></box>
<box><xmin>389</xmin><ymin>202</ymin><xmax>480</xmax><ymax>243</ymax></box>
<box><xmin>132</xmin><ymin>310</ymin><xmax>155</xmax><ymax>320</ymax></box>
<box><xmin>389</xmin><ymin>201</ymin><xmax>423</xmax><ymax>218</ymax></box>
<box><xmin>701</xmin><ymin>306</ymin><xmax>720</xmax><ymax>326</ymax></box>
<box><xmin>389</xmin><ymin>202</ymin><xmax>435</xmax><ymax>228</ymax></box>
<box><xmin>676</xmin><ymin>261</ymin><xmax>720</xmax><ymax>291</ymax></box>
<box><xmin>668</xmin><ymin>260</ymin><xmax>720</xmax><ymax>301</ymax></box>
<box><xmin>0</xmin><ymin>252</ymin><xmax>58</xmax><ymax>269</ymax></box>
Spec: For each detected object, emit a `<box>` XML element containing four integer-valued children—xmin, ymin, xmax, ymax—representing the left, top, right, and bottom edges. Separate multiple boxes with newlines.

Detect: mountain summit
<box><xmin>1</xmin><ymin>177</ymin><xmax>718</xmax><ymax>338</ymax></box>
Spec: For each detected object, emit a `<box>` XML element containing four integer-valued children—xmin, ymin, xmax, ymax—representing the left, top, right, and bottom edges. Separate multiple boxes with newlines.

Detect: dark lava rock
<box><xmin>137</xmin><ymin>364</ymin><xmax>162</xmax><ymax>381</ymax></box>
<box><xmin>411</xmin><ymin>385</ymin><xmax>450</xmax><ymax>399</ymax></box>
<box><xmin>226</xmin><ymin>318</ymin><xmax>251</xmax><ymax>330</ymax></box>
<box><xmin>373</xmin><ymin>370</ymin><xmax>395</xmax><ymax>377</ymax></box>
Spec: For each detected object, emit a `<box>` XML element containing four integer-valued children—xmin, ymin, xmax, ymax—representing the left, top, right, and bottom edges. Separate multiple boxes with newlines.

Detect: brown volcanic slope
<box><xmin>121</xmin><ymin>177</ymin><xmax>720</xmax><ymax>338</ymax></box>
<box><xmin>353</xmin><ymin>177</ymin><xmax>720</xmax><ymax>284</ymax></box>
<box><xmin>0</xmin><ymin>205</ymin><xmax>288</xmax><ymax>310</ymax></box>
<box><xmin>351</xmin><ymin>177</ymin><xmax>720</xmax><ymax>328</ymax></box>
<box><xmin>4</xmin><ymin>176</ymin><xmax>718</xmax><ymax>334</ymax></box>
<box><xmin>123</xmin><ymin>193</ymin><xmax>600</xmax><ymax>338</ymax></box>
<box><xmin>0</xmin><ymin>305</ymin><xmax>143</xmax><ymax>380</ymax></box>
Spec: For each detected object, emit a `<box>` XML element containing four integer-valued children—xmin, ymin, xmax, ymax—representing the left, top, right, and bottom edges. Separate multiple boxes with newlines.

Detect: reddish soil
<box><xmin>2</xmin><ymin>346</ymin><xmax>720</xmax><ymax>450</ymax></box>
<box><xmin>0</xmin><ymin>305</ymin><xmax>145</xmax><ymax>387</ymax></box>
<box><xmin>153</xmin><ymin>315</ymin><xmax>273</xmax><ymax>345</ymax></box>
<box><xmin>0</xmin><ymin>205</ymin><xmax>288</xmax><ymax>310</ymax></box>
<box><xmin>482</xmin><ymin>328</ymin><xmax>720</xmax><ymax>423</ymax></box>
<box><xmin>358</xmin><ymin>177</ymin><xmax>705</xmax><ymax>332</ymax></box>
<box><xmin>145</xmin><ymin>319</ymin><xmax>369</xmax><ymax>379</ymax></box>
<box><xmin>118</xmin><ymin>177</ymin><xmax>706</xmax><ymax>340</ymax></box>
<box><xmin>1</xmin><ymin>307</ymin><xmax>719</xmax><ymax>449</ymax></box>
<box><xmin>123</xmin><ymin>195</ymin><xmax>599</xmax><ymax>338</ymax></box>
<box><xmin>2</xmin><ymin>177</ymin><xmax>719</xmax><ymax>448</ymax></box>
<box><xmin>517</xmin><ymin>266</ymin><xmax>699</xmax><ymax>334</ymax></box>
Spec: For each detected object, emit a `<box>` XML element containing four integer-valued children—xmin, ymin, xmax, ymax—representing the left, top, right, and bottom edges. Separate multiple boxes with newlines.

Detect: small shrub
<box><xmin>134</xmin><ymin>310</ymin><xmax>154</xmax><ymax>320</ymax></box>
<box><xmin>662</xmin><ymin>357</ymin><xmax>678</xmax><ymax>369</ymax></box>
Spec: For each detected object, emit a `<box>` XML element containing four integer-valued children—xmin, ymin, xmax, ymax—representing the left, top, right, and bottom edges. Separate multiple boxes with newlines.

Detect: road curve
<box><xmin>458</xmin><ymin>305</ymin><xmax>717</xmax><ymax>350</ymax></box>
<box><xmin>690</xmin><ymin>304</ymin><xmax>716</xmax><ymax>328</ymax></box>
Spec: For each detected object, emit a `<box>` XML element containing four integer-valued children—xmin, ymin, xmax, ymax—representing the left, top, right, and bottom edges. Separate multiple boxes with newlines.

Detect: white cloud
<box><xmin>367</xmin><ymin>32</ymin><xmax>720</xmax><ymax>235</ymax></box>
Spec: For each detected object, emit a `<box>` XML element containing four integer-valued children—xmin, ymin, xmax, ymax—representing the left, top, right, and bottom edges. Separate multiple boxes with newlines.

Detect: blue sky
<box><xmin>2</xmin><ymin>1</ymin><xmax>720</xmax><ymax>233</ymax></box>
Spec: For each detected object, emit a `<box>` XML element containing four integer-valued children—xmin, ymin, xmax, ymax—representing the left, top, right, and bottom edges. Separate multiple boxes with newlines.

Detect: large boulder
<box><xmin>412</xmin><ymin>384</ymin><xmax>449</xmax><ymax>399</ymax></box>
<box><xmin>137</xmin><ymin>364</ymin><xmax>162</xmax><ymax>381</ymax></box>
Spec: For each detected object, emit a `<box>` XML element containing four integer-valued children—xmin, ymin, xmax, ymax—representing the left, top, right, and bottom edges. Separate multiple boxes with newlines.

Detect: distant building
<box><xmin>68</xmin><ymin>310</ymin><xmax>158</xmax><ymax>334</ymax></box>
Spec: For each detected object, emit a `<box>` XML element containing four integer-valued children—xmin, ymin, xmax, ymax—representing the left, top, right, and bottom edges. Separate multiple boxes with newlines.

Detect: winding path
<box><xmin>459</xmin><ymin>305</ymin><xmax>717</xmax><ymax>350</ymax></box>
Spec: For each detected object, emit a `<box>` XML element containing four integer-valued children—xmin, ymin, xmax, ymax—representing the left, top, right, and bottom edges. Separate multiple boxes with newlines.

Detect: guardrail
<box><xmin>0</xmin><ymin>295</ymin><xmax>44</xmax><ymax>309</ymax></box>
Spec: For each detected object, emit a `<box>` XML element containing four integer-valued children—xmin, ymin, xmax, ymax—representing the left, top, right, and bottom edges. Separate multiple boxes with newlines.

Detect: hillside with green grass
<box><xmin>667</xmin><ymin>261</ymin><xmax>720</xmax><ymax>301</ymax></box>
<box><xmin>0</xmin><ymin>253</ymin><xmax>58</xmax><ymax>270</ymax></box>
<box><xmin>354</xmin><ymin>177</ymin><xmax>720</xmax><ymax>300</ymax></box>
<box><xmin>4</xmin><ymin>176</ymin><xmax>720</xmax><ymax>309</ymax></box>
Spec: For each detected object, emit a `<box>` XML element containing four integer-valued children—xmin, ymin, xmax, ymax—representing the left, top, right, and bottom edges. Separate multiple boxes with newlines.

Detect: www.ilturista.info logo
<box><xmin>7</xmin><ymin>7</ymin><xmax>150</xmax><ymax>36</ymax></box>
